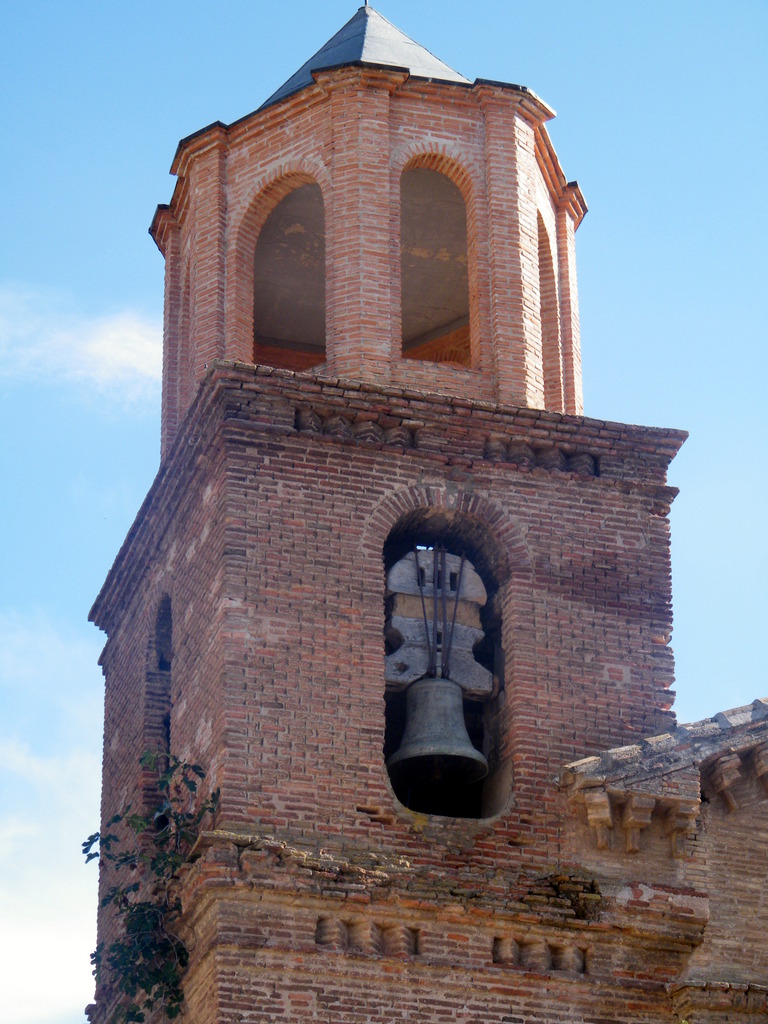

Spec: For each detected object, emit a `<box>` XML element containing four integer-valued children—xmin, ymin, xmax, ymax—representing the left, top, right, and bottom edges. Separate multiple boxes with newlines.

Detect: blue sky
<box><xmin>1</xmin><ymin>2</ymin><xmax>766</xmax><ymax>1021</ymax></box>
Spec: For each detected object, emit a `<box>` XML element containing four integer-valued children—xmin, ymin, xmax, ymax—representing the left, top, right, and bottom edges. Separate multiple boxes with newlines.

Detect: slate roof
<box><xmin>259</xmin><ymin>5</ymin><xmax>470</xmax><ymax>111</ymax></box>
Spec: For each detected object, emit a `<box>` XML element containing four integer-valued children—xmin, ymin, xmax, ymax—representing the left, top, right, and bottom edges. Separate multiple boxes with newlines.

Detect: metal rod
<box><xmin>431</xmin><ymin>547</ymin><xmax>439</xmax><ymax>677</ymax></box>
<box><xmin>440</xmin><ymin>547</ymin><xmax>448</xmax><ymax>676</ymax></box>
<box><xmin>443</xmin><ymin>552</ymin><xmax>465</xmax><ymax>679</ymax></box>
<box><xmin>414</xmin><ymin>545</ymin><xmax>434</xmax><ymax>675</ymax></box>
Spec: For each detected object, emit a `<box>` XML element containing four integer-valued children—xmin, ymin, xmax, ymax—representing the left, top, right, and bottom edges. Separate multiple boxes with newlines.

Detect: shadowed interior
<box><xmin>401</xmin><ymin>168</ymin><xmax>470</xmax><ymax>367</ymax></box>
<box><xmin>253</xmin><ymin>182</ymin><xmax>326</xmax><ymax>370</ymax></box>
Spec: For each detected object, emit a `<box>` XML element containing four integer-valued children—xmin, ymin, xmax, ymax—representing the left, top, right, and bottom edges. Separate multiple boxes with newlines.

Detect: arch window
<box><xmin>537</xmin><ymin>213</ymin><xmax>564</xmax><ymax>411</ymax></box>
<box><xmin>253</xmin><ymin>182</ymin><xmax>326</xmax><ymax>371</ymax></box>
<box><xmin>141</xmin><ymin>596</ymin><xmax>173</xmax><ymax>811</ymax></box>
<box><xmin>146</xmin><ymin>595</ymin><xmax>172</xmax><ymax>754</ymax></box>
<box><xmin>400</xmin><ymin>168</ymin><xmax>471</xmax><ymax>367</ymax></box>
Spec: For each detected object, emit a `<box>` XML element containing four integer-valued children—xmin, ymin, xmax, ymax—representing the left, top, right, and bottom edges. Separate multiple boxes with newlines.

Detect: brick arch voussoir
<box><xmin>236</xmin><ymin>161</ymin><xmax>329</xmax><ymax>257</ymax></box>
<box><xmin>394</xmin><ymin>144</ymin><xmax>480</xmax><ymax>212</ymax></box>
<box><xmin>229</xmin><ymin>160</ymin><xmax>330</xmax><ymax>360</ymax></box>
<box><xmin>363</xmin><ymin>484</ymin><xmax>532</xmax><ymax>588</ymax></box>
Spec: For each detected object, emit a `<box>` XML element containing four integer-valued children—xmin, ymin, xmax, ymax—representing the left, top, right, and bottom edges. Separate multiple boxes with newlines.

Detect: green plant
<box><xmin>83</xmin><ymin>752</ymin><xmax>219</xmax><ymax>1023</ymax></box>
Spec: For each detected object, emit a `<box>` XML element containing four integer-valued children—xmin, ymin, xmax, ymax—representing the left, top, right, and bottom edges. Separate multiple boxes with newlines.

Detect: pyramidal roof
<box><xmin>259</xmin><ymin>5</ymin><xmax>470</xmax><ymax>111</ymax></box>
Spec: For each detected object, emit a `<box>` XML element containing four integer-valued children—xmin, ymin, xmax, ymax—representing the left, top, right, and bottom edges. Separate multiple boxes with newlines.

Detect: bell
<box><xmin>387</xmin><ymin>676</ymin><xmax>488</xmax><ymax>787</ymax></box>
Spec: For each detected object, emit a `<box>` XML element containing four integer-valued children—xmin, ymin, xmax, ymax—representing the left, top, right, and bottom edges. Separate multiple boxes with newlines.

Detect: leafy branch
<box><xmin>84</xmin><ymin>752</ymin><xmax>219</xmax><ymax>1023</ymax></box>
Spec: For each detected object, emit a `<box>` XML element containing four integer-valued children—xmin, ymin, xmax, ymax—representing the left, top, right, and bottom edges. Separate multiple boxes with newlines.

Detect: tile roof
<box><xmin>561</xmin><ymin>697</ymin><xmax>768</xmax><ymax>791</ymax></box>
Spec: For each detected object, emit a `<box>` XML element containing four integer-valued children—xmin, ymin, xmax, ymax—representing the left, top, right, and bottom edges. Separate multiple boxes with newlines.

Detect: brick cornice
<box><xmin>170</xmin><ymin>121</ymin><xmax>229</xmax><ymax>178</ymax></box>
<box><xmin>148</xmin><ymin>202</ymin><xmax>177</xmax><ymax>255</ymax></box>
<box><xmin>535</xmin><ymin>127</ymin><xmax>588</xmax><ymax>225</ymax></box>
<box><xmin>210</xmin><ymin>360</ymin><xmax>686</xmax><ymax>463</ymax></box>
<box><xmin>313</xmin><ymin>62</ymin><xmax>410</xmax><ymax>97</ymax></box>
<box><xmin>168</xmin><ymin>60</ymin><xmax>413</xmax><ymax>185</ymax></box>
<box><xmin>473</xmin><ymin>79</ymin><xmax>556</xmax><ymax>125</ymax></box>
<box><xmin>181</xmin><ymin>830</ymin><xmax>708</xmax><ymax>952</ymax></box>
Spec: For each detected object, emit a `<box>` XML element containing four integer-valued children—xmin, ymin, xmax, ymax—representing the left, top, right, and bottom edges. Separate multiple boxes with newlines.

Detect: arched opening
<box><xmin>383</xmin><ymin>511</ymin><xmax>507</xmax><ymax>819</ymax></box>
<box><xmin>538</xmin><ymin>213</ymin><xmax>564</xmax><ymax>411</ymax></box>
<box><xmin>253</xmin><ymin>182</ymin><xmax>326</xmax><ymax>371</ymax></box>
<box><xmin>400</xmin><ymin>168</ymin><xmax>471</xmax><ymax>367</ymax></box>
<box><xmin>146</xmin><ymin>595</ymin><xmax>172</xmax><ymax>758</ymax></box>
<box><xmin>141</xmin><ymin>596</ymin><xmax>173</xmax><ymax>812</ymax></box>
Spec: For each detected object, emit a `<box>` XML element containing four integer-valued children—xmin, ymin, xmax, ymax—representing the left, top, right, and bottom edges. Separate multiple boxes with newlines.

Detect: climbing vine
<box><xmin>83</xmin><ymin>753</ymin><xmax>219</xmax><ymax>1023</ymax></box>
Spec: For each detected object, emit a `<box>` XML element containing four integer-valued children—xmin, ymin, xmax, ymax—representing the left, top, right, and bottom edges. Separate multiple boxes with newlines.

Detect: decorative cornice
<box><xmin>473</xmin><ymin>79</ymin><xmax>556</xmax><ymax>126</ymax></box>
<box><xmin>170</xmin><ymin>121</ymin><xmax>229</xmax><ymax>178</ymax></box>
<box><xmin>180</xmin><ymin>832</ymin><xmax>706</xmax><ymax>965</ymax></box>
<box><xmin>313</xmin><ymin>62</ymin><xmax>409</xmax><ymax>97</ymax></box>
<box><xmin>534</xmin><ymin>129</ymin><xmax>588</xmax><ymax>227</ymax></box>
<box><xmin>559</xmin><ymin>180</ymin><xmax>588</xmax><ymax>227</ymax></box>
<box><xmin>148</xmin><ymin>203</ymin><xmax>177</xmax><ymax>255</ymax></box>
<box><xmin>295</xmin><ymin>404</ymin><xmax>605</xmax><ymax>478</ymax></box>
<box><xmin>573</xmin><ymin>784</ymin><xmax>700</xmax><ymax>859</ymax></box>
<box><xmin>706</xmin><ymin>752</ymin><xmax>744</xmax><ymax>812</ymax></box>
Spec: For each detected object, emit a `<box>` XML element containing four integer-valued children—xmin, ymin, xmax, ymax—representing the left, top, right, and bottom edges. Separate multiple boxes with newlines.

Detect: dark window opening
<box><xmin>253</xmin><ymin>182</ymin><xmax>326</xmax><ymax>371</ymax></box>
<box><xmin>144</xmin><ymin>597</ymin><xmax>173</xmax><ymax>782</ymax></box>
<box><xmin>401</xmin><ymin>168</ymin><xmax>471</xmax><ymax>367</ymax></box>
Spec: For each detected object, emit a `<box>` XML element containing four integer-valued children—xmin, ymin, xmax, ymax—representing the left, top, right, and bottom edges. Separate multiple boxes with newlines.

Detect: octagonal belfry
<box><xmin>151</xmin><ymin>3</ymin><xmax>585</xmax><ymax>455</ymax></box>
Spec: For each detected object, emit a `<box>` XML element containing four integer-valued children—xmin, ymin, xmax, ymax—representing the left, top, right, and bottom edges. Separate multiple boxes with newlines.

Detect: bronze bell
<box><xmin>387</xmin><ymin>676</ymin><xmax>488</xmax><ymax>788</ymax></box>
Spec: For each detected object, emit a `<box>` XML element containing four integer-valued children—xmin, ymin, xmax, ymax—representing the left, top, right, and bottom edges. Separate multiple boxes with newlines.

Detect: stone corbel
<box><xmin>583</xmin><ymin>788</ymin><xmax>613</xmax><ymax>849</ymax></box>
<box><xmin>563</xmin><ymin>771</ymin><xmax>701</xmax><ymax>859</ymax></box>
<box><xmin>708</xmin><ymin>752</ymin><xmax>743</xmax><ymax>812</ymax></box>
<box><xmin>661</xmin><ymin>799</ymin><xmax>701</xmax><ymax>859</ymax></box>
<box><xmin>620</xmin><ymin>794</ymin><xmax>656</xmax><ymax>854</ymax></box>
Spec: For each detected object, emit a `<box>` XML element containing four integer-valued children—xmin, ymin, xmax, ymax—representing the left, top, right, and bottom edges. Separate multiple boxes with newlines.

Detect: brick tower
<box><xmin>89</xmin><ymin>7</ymin><xmax>768</xmax><ymax>1022</ymax></box>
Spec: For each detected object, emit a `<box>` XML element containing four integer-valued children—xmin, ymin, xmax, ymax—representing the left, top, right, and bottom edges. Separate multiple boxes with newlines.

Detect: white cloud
<box><xmin>0</xmin><ymin>613</ymin><xmax>104</xmax><ymax>1022</ymax></box>
<box><xmin>0</xmin><ymin>743</ymin><xmax>100</xmax><ymax>1023</ymax></box>
<box><xmin>0</xmin><ymin>282</ymin><xmax>161</xmax><ymax>401</ymax></box>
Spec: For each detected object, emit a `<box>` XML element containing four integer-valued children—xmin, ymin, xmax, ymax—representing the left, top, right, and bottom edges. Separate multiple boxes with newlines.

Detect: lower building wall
<box><xmin>196</xmin><ymin>962</ymin><xmax>676</xmax><ymax>1024</ymax></box>
<box><xmin>89</xmin><ymin>369</ymin><xmax>766</xmax><ymax>1023</ymax></box>
<box><xmin>183</xmin><ymin>932</ymin><xmax>680</xmax><ymax>1023</ymax></box>
<box><xmin>682</xmin><ymin>771</ymin><xmax>768</xmax><ymax>986</ymax></box>
<box><xmin>173</xmin><ymin>871</ymin><xmax>705</xmax><ymax>1024</ymax></box>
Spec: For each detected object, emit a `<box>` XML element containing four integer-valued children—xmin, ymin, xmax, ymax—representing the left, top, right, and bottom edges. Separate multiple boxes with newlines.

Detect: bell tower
<box><xmin>90</xmin><ymin>8</ymin><xmax>768</xmax><ymax>1024</ymax></box>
